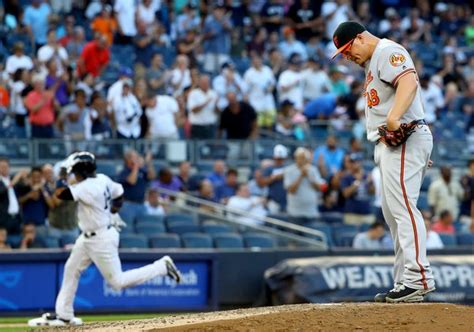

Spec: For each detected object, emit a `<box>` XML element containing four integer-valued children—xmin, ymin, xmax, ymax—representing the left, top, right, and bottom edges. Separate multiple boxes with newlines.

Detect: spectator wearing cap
<box><xmin>114</xmin><ymin>0</ymin><xmax>137</xmax><ymax>44</ymax></box>
<box><xmin>187</xmin><ymin>75</ymin><xmax>219</xmax><ymax>139</ymax></box>
<box><xmin>286</xmin><ymin>0</ymin><xmax>322</xmax><ymax>42</ymax></box>
<box><xmin>352</xmin><ymin>222</ymin><xmax>386</xmax><ymax>249</ymax></box>
<box><xmin>259</xmin><ymin>0</ymin><xmax>285</xmax><ymax>35</ymax></box>
<box><xmin>243</xmin><ymin>55</ymin><xmax>277</xmax><ymax>129</ymax></box>
<box><xmin>215</xmin><ymin>168</ymin><xmax>239</xmax><ymax>204</ymax></box>
<box><xmin>212</xmin><ymin>61</ymin><xmax>247</xmax><ymax>111</ymax></box>
<box><xmin>278</xmin><ymin>53</ymin><xmax>304</xmax><ymax>111</ymax></box>
<box><xmin>107</xmin><ymin>66</ymin><xmax>133</xmax><ymax>108</ymax></box>
<box><xmin>261</xmin><ymin>145</ymin><xmax>289</xmax><ymax>213</ymax></box>
<box><xmin>169</xmin><ymin>55</ymin><xmax>192</xmax><ymax>97</ymax></box>
<box><xmin>218</xmin><ymin>92</ymin><xmax>257</xmax><ymax>139</ymax></box>
<box><xmin>202</xmin><ymin>4</ymin><xmax>233</xmax><ymax>74</ymax></box>
<box><xmin>146</xmin><ymin>92</ymin><xmax>180</xmax><ymax>139</ymax></box>
<box><xmin>90</xmin><ymin>4</ymin><xmax>117</xmax><ymax>46</ymax></box>
<box><xmin>0</xmin><ymin>157</ymin><xmax>23</xmax><ymax>234</ymax></box>
<box><xmin>77</xmin><ymin>34</ymin><xmax>110</xmax><ymax>78</ymax></box>
<box><xmin>37</xmin><ymin>29</ymin><xmax>69</xmax><ymax>76</ymax></box>
<box><xmin>23</xmin><ymin>0</ymin><xmax>52</xmax><ymax>48</ymax></box>
<box><xmin>301</xmin><ymin>56</ymin><xmax>332</xmax><ymax>102</ymax></box>
<box><xmin>176</xmin><ymin>4</ymin><xmax>201</xmax><ymax>37</ymax></box>
<box><xmin>340</xmin><ymin>153</ymin><xmax>375</xmax><ymax>226</ymax></box>
<box><xmin>284</xmin><ymin>147</ymin><xmax>325</xmax><ymax>225</ymax></box>
<box><xmin>57</xmin><ymin>89</ymin><xmax>90</xmax><ymax>140</ymax></box>
<box><xmin>110</xmin><ymin>78</ymin><xmax>142</xmax><ymax>139</ymax></box>
<box><xmin>279</xmin><ymin>26</ymin><xmax>308</xmax><ymax>61</ymax></box>
<box><xmin>24</xmin><ymin>74</ymin><xmax>56</xmax><ymax>138</ymax></box>
<box><xmin>5</xmin><ymin>42</ymin><xmax>33</xmax><ymax>76</ymax></box>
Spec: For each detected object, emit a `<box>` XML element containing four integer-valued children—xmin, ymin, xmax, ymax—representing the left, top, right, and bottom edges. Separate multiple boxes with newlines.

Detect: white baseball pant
<box><xmin>56</xmin><ymin>226</ymin><xmax>169</xmax><ymax>321</ymax></box>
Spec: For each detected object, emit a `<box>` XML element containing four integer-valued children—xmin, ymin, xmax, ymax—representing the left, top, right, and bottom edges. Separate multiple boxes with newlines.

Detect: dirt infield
<box><xmin>62</xmin><ymin>303</ymin><xmax>473</xmax><ymax>332</ymax></box>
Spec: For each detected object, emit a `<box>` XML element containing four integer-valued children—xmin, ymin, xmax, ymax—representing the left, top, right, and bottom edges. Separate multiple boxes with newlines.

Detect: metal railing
<box><xmin>156</xmin><ymin>187</ymin><xmax>328</xmax><ymax>250</ymax></box>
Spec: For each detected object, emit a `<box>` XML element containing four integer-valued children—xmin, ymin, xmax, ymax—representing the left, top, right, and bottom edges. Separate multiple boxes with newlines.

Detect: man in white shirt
<box><xmin>243</xmin><ymin>55</ymin><xmax>277</xmax><ymax>129</ymax></box>
<box><xmin>187</xmin><ymin>75</ymin><xmax>219</xmax><ymax>139</ymax></box>
<box><xmin>110</xmin><ymin>79</ymin><xmax>142</xmax><ymax>139</ymax></box>
<box><xmin>5</xmin><ymin>42</ymin><xmax>34</xmax><ymax>76</ymax></box>
<box><xmin>106</xmin><ymin>67</ymin><xmax>134</xmax><ymax>111</ymax></box>
<box><xmin>301</xmin><ymin>56</ymin><xmax>332</xmax><ymax>102</ymax></box>
<box><xmin>212</xmin><ymin>62</ymin><xmax>247</xmax><ymax>111</ymax></box>
<box><xmin>37</xmin><ymin>29</ymin><xmax>69</xmax><ymax>76</ymax></box>
<box><xmin>169</xmin><ymin>55</ymin><xmax>191</xmax><ymax>97</ymax></box>
<box><xmin>114</xmin><ymin>0</ymin><xmax>137</xmax><ymax>42</ymax></box>
<box><xmin>0</xmin><ymin>158</ymin><xmax>22</xmax><ymax>234</ymax></box>
<box><xmin>420</xmin><ymin>75</ymin><xmax>444</xmax><ymax>124</ymax></box>
<box><xmin>146</xmin><ymin>93</ymin><xmax>179</xmax><ymax>139</ymax></box>
<box><xmin>226</xmin><ymin>184</ymin><xmax>267</xmax><ymax>226</ymax></box>
<box><xmin>423</xmin><ymin>214</ymin><xmax>444</xmax><ymax>250</ymax></box>
<box><xmin>278</xmin><ymin>53</ymin><xmax>304</xmax><ymax>111</ymax></box>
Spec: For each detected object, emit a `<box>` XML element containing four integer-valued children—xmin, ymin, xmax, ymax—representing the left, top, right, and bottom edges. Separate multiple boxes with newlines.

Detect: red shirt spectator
<box><xmin>0</xmin><ymin>85</ymin><xmax>9</xmax><ymax>108</ymax></box>
<box><xmin>431</xmin><ymin>210</ymin><xmax>455</xmax><ymax>234</ymax></box>
<box><xmin>77</xmin><ymin>35</ymin><xmax>110</xmax><ymax>78</ymax></box>
<box><xmin>24</xmin><ymin>78</ymin><xmax>55</xmax><ymax>126</ymax></box>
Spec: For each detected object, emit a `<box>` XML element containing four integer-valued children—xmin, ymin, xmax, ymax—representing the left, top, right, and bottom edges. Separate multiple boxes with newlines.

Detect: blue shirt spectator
<box><xmin>313</xmin><ymin>136</ymin><xmax>345</xmax><ymax>178</ymax></box>
<box><xmin>303</xmin><ymin>93</ymin><xmax>337</xmax><ymax>119</ymax></box>
<box><xmin>340</xmin><ymin>173</ymin><xmax>372</xmax><ymax>215</ymax></box>
<box><xmin>214</xmin><ymin>169</ymin><xmax>238</xmax><ymax>203</ymax></box>
<box><xmin>203</xmin><ymin>6</ymin><xmax>232</xmax><ymax>55</ymax></box>
<box><xmin>117</xmin><ymin>150</ymin><xmax>156</xmax><ymax>203</ymax></box>
<box><xmin>261</xmin><ymin>144</ymin><xmax>290</xmax><ymax>212</ymax></box>
<box><xmin>23</xmin><ymin>1</ymin><xmax>51</xmax><ymax>45</ymax></box>
<box><xmin>207</xmin><ymin>160</ymin><xmax>226</xmax><ymax>188</ymax></box>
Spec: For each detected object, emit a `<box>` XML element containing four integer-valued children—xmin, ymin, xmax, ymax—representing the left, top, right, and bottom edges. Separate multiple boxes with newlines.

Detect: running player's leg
<box><xmin>56</xmin><ymin>235</ymin><xmax>92</xmax><ymax>321</ymax></box>
<box><xmin>89</xmin><ymin>228</ymin><xmax>179</xmax><ymax>290</ymax></box>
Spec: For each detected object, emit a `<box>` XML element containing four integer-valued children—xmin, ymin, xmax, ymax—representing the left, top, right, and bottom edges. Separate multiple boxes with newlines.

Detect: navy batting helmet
<box><xmin>67</xmin><ymin>151</ymin><xmax>96</xmax><ymax>178</ymax></box>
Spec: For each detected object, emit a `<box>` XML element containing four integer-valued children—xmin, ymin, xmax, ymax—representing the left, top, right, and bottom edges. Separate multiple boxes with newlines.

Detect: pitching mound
<box><xmin>64</xmin><ymin>303</ymin><xmax>473</xmax><ymax>332</ymax></box>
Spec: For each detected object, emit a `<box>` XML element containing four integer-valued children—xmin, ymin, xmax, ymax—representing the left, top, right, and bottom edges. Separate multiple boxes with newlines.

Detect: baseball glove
<box><xmin>378</xmin><ymin>121</ymin><xmax>418</xmax><ymax>147</ymax></box>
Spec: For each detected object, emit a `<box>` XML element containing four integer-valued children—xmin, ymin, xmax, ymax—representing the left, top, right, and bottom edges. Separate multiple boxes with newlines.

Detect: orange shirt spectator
<box><xmin>91</xmin><ymin>16</ymin><xmax>117</xmax><ymax>46</ymax></box>
<box><xmin>0</xmin><ymin>85</ymin><xmax>9</xmax><ymax>108</ymax></box>
<box><xmin>77</xmin><ymin>36</ymin><xmax>110</xmax><ymax>78</ymax></box>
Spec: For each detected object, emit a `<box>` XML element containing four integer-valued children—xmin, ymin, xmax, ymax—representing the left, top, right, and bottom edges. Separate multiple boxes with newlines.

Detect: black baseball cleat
<box><xmin>385</xmin><ymin>284</ymin><xmax>432</xmax><ymax>303</ymax></box>
<box><xmin>163</xmin><ymin>256</ymin><xmax>182</xmax><ymax>283</ymax></box>
<box><xmin>374</xmin><ymin>292</ymin><xmax>387</xmax><ymax>302</ymax></box>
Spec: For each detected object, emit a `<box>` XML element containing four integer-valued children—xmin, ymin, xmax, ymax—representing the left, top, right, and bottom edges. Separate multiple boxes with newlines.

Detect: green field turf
<box><xmin>0</xmin><ymin>313</ymin><xmax>170</xmax><ymax>331</ymax></box>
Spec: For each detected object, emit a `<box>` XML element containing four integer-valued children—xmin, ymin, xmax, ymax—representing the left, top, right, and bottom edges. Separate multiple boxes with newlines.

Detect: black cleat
<box><xmin>374</xmin><ymin>292</ymin><xmax>387</xmax><ymax>302</ymax></box>
<box><xmin>386</xmin><ymin>284</ymin><xmax>430</xmax><ymax>303</ymax></box>
<box><xmin>163</xmin><ymin>256</ymin><xmax>182</xmax><ymax>283</ymax></box>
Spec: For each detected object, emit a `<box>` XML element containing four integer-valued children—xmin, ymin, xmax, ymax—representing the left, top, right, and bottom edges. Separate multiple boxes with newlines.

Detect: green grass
<box><xmin>0</xmin><ymin>313</ymin><xmax>171</xmax><ymax>331</ymax></box>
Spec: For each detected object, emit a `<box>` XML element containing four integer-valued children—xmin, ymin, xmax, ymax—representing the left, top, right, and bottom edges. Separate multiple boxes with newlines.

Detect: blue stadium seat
<box><xmin>358</xmin><ymin>224</ymin><xmax>371</xmax><ymax>232</ymax></box>
<box><xmin>331</xmin><ymin>224</ymin><xmax>358</xmax><ymax>234</ymax></box>
<box><xmin>202</xmin><ymin>224</ymin><xmax>233</xmax><ymax>235</ymax></box>
<box><xmin>417</xmin><ymin>193</ymin><xmax>429</xmax><ymax>211</ymax></box>
<box><xmin>96</xmin><ymin>163</ymin><xmax>117</xmax><ymax>178</ymax></box>
<box><xmin>60</xmin><ymin>234</ymin><xmax>77</xmax><ymax>247</ymax></box>
<box><xmin>119</xmin><ymin>234</ymin><xmax>149</xmax><ymax>248</ymax></box>
<box><xmin>137</xmin><ymin>214</ymin><xmax>165</xmax><ymax>224</ymax></box>
<box><xmin>213</xmin><ymin>233</ymin><xmax>244</xmax><ymax>248</ymax></box>
<box><xmin>42</xmin><ymin>236</ymin><xmax>60</xmax><ymax>248</ymax></box>
<box><xmin>167</xmin><ymin>221</ymin><xmax>200</xmax><ymax>235</ymax></box>
<box><xmin>334</xmin><ymin>231</ymin><xmax>357</xmax><ymax>247</ymax></box>
<box><xmin>165</xmin><ymin>213</ymin><xmax>196</xmax><ymax>225</ymax></box>
<box><xmin>438</xmin><ymin>234</ymin><xmax>457</xmax><ymax>247</ymax></box>
<box><xmin>118</xmin><ymin>205</ymin><xmax>136</xmax><ymax>225</ymax></box>
<box><xmin>243</xmin><ymin>233</ymin><xmax>276</xmax><ymax>249</ymax></box>
<box><xmin>456</xmin><ymin>233</ymin><xmax>474</xmax><ymax>246</ymax></box>
<box><xmin>306</xmin><ymin>223</ymin><xmax>333</xmax><ymax>246</ymax></box>
<box><xmin>320</xmin><ymin>213</ymin><xmax>344</xmax><ymax>224</ymax></box>
<box><xmin>135</xmin><ymin>222</ymin><xmax>165</xmax><ymax>234</ymax></box>
<box><xmin>149</xmin><ymin>233</ymin><xmax>181</xmax><ymax>248</ymax></box>
<box><xmin>6</xmin><ymin>235</ymin><xmax>22</xmax><ymax>249</ymax></box>
<box><xmin>181</xmin><ymin>233</ymin><xmax>213</xmax><ymax>248</ymax></box>
<box><xmin>420</xmin><ymin>176</ymin><xmax>431</xmax><ymax>192</ymax></box>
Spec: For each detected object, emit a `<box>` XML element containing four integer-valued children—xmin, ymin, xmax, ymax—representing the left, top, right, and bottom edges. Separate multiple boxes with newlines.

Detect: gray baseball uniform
<box><xmin>365</xmin><ymin>39</ymin><xmax>435</xmax><ymax>291</ymax></box>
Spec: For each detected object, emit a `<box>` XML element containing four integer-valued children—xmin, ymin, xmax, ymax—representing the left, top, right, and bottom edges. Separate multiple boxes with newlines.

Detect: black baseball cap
<box><xmin>331</xmin><ymin>21</ymin><xmax>367</xmax><ymax>59</ymax></box>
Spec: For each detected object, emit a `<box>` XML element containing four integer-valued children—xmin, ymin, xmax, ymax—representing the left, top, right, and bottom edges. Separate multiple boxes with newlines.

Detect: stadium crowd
<box><xmin>0</xmin><ymin>0</ymin><xmax>472</xmax><ymax>249</ymax></box>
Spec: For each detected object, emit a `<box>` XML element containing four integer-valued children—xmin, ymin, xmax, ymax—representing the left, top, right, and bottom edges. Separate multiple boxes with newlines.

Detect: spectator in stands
<box><xmin>196</xmin><ymin>179</ymin><xmax>217</xmax><ymax>213</ymax></box>
<box><xmin>5</xmin><ymin>42</ymin><xmax>33</xmax><ymax>76</ymax></box>
<box><xmin>459</xmin><ymin>159</ymin><xmax>474</xmax><ymax>225</ymax></box>
<box><xmin>227</xmin><ymin>183</ymin><xmax>267</xmax><ymax>226</ymax></box>
<box><xmin>352</xmin><ymin>221</ymin><xmax>386</xmax><ymax>250</ymax></box>
<box><xmin>37</xmin><ymin>29</ymin><xmax>69</xmax><ymax>76</ymax></box>
<box><xmin>151</xmin><ymin>168</ymin><xmax>182</xmax><ymax>199</ymax></box>
<box><xmin>17</xmin><ymin>167</ymin><xmax>55</xmax><ymax>230</ymax></box>
<box><xmin>243</xmin><ymin>55</ymin><xmax>277</xmax><ymax>130</ymax></box>
<box><xmin>420</xmin><ymin>75</ymin><xmax>444</xmax><ymax>125</ymax></box>
<box><xmin>431</xmin><ymin>210</ymin><xmax>455</xmax><ymax>235</ymax></box>
<box><xmin>90</xmin><ymin>5</ymin><xmax>116</xmax><ymax>45</ymax></box>
<box><xmin>341</xmin><ymin>153</ymin><xmax>375</xmax><ymax>226</ymax></box>
<box><xmin>424</xmin><ymin>212</ymin><xmax>444</xmax><ymax>250</ymax></box>
<box><xmin>24</xmin><ymin>74</ymin><xmax>56</xmax><ymax>138</ymax></box>
<box><xmin>117</xmin><ymin>149</ymin><xmax>156</xmax><ymax>221</ymax></box>
<box><xmin>77</xmin><ymin>33</ymin><xmax>109</xmax><ymax>78</ymax></box>
<box><xmin>144</xmin><ymin>188</ymin><xmax>166</xmax><ymax>216</ymax></box>
<box><xmin>19</xmin><ymin>223</ymin><xmax>45</xmax><ymax>249</ymax></box>
<box><xmin>187</xmin><ymin>75</ymin><xmax>219</xmax><ymax>139</ymax></box>
<box><xmin>301</xmin><ymin>55</ymin><xmax>332</xmax><ymax>103</ymax></box>
<box><xmin>57</xmin><ymin>89</ymin><xmax>90</xmax><ymax>140</ymax></box>
<box><xmin>146</xmin><ymin>92</ymin><xmax>180</xmax><ymax>139</ymax></box>
<box><xmin>176</xmin><ymin>4</ymin><xmax>201</xmax><ymax>37</ymax></box>
<box><xmin>328</xmin><ymin>65</ymin><xmax>350</xmax><ymax>97</ymax></box>
<box><xmin>218</xmin><ymin>92</ymin><xmax>257</xmax><ymax>139</ymax></box>
<box><xmin>23</xmin><ymin>0</ymin><xmax>52</xmax><ymax>48</ymax></box>
<box><xmin>207</xmin><ymin>160</ymin><xmax>226</xmax><ymax>188</ymax></box>
<box><xmin>89</xmin><ymin>92</ymin><xmax>112</xmax><ymax>140</ymax></box>
<box><xmin>114</xmin><ymin>0</ymin><xmax>137</xmax><ymax>44</ymax></box>
<box><xmin>284</xmin><ymin>147</ymin><xmax>325</xmax><ymax>225</ymax></box>
<box><xmin>0</xmin><ymin>228</ymin><xmax>11</xmax><ymax>250</ymax></box>
<box><xmin>136</xmin><ymin>0</ymin><xmax>157</xmax><ymax>32</ymax></box>
<box><xmin>279</xmin><ymin>26</ymin><xmax>308</xmax><ymax>61</ymax></box>
<box><xmin>0</xmin><ymin>158</ymin><xmax>23</xmax><ymax>234</ymax></box>
<box><xmin>213</xmin><ymin>62</ymin><xmax>247</xmax><ymax>111</ymax></box>
<box><xmin>428</xmin><ymin>166</ymin><xmax>464</xmax><ymax>220</ymax></box>
<box><xmin>248</xmin><ymin>169</ymin><xmax>269</xmax><ymax>198</ymax></box>
<box><xmin>44</xmin><ymin>59</ymin><xmax>69</xmax><ymax>107</ymax></box>
<box><xmin>110</xmin><ymin>79</ymin><xmax>142</xmax><ymax>139</ymax></box>
<box><xmin>134</xmin><ymin>21</ymin><xmax>155</xmax><ymax>68</ymax></box>
<box><xmin>313</xmin><ymin>135</ymin><xmax>345</xmax><ymax>179</ymax></box>
<box><xmin>66</xmin><ymin>26</ymin><xmax>86</xmax><ymax>64</ymax></box>
<box><xmin>41</xmin><ymin>164</ymin><xmax>55</xmax><ymax>193</ymax></box>
<box><xmin>177</xmin><ymin>161</ymin><xmax>191</xmax><ymax>192</ymax></box>
<box><xmin>146</xmin><ymin>53</ymin><xmax>167</xmax><ymax>96</ymax></box>
<box><xmin>202</xmin><ymin>4</ymin><xmax>232</xmax><ymax>74</ymax></box>
<box><xmin>215</xmin><ymin>168</ymin><xmax>239</xmax><ymax>204</ymax></box>
<box><xmin>261</xmin><ymin>144</ymin><xmax>289</xmax><ymax>214</ymax></box>
<box><xmin>278</xmin><ymin>53</ymin><xmax>304</xmax><ymax>111</ymax></box>
<box><xmin>170</xmin><ymin>55</ymin><xmax>191</xmax><ymax>97</ymax></box>
<box><xmin>259</xmin><ymin>0</ymin><xmax>285</xmax><ymax>35</ymax></box>
<box><xmin>9</xmin><ymin>68</ymin><xmax>30</xmax><ymax>138</ymax></box>
<box><xmin>176</xmin><ymin>28</ymin><xmax>202</xmax><ymax>68</ymax></box>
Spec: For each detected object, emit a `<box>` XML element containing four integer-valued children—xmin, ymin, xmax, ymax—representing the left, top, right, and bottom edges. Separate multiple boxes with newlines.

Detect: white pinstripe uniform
<box><xmin>364</xmin><ymin>39</ymin><xmax>435</xmax><ymax>291</ymax></box>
